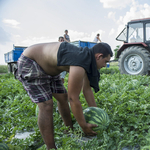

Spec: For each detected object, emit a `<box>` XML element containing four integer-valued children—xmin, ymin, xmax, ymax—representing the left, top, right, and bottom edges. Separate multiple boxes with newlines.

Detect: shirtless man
<box><xmin>15</xmin><ymin>42</ymin><xmax>113</xmax><ymax>150</ymax></box>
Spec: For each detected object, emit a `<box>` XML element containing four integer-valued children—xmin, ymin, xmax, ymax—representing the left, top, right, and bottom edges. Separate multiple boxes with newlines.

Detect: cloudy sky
<box><xmin>0</xmin><ymin>0</ymin><xmax>150</xmax><ymax>64</ymax></box>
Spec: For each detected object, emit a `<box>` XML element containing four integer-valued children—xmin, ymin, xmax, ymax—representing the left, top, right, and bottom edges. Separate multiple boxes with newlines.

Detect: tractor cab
<box><xmin>116</xmin><ymin>18</ymin><xmax>150</xmax><ymax>45</ymax></box>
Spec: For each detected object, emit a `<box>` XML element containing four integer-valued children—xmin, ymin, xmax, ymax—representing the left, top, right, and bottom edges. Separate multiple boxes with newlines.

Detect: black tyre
<box><xmin>7</xmin><ymin>63</ymin><xmax>12</xmax><ymax>73</ymax></box>
<box><xmin>12</xmin><ymin>63</ymin><xmax>17</xmax><ymax>74</ymax></box>
<box><xmin>118</xmin><ymin>46</ymin><xmax>150</xmax><ymax>75</ymax></box>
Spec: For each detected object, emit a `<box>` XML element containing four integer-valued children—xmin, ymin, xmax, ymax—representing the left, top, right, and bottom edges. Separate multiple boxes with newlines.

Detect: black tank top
<box><xmin>57</xmin><ymin>42</ymin><xmax>100</xmax><ymax>93</ymax></box>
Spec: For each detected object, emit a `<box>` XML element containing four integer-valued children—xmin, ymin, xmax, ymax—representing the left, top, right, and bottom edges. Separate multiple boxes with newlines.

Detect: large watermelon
<box><xmin>83</xmin><ymin>107</ymin><xmax>110</xmax><ymax>132</ymax></box>
<box><xmin>0</xmin><ymin>143</ymin><xmax>9</xmax><ymax>150</ymax></box>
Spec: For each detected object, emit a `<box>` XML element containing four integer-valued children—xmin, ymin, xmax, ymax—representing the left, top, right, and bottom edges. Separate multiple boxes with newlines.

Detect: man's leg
<box><xmin>52</xmin><ymin>93</ymin><xmax>73</xmax><ymax>129</ymax></box>
<box><xmin>37</xmin><ymin>100</ymin><xmax>57</xmax><ymax>150</ymax></box>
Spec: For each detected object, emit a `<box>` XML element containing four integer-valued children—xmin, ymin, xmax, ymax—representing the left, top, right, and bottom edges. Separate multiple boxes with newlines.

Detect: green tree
<box><xmin>114</xmin><ymin>45</ymin><xmax>120</xmax><ymax>60</ymax></box>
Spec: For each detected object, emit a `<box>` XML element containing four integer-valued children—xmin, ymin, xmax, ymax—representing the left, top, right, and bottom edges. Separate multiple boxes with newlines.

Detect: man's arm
<box><xmin>97</xmin><ymin>37</ymin><xmax>101</xmax><ymax>42</ymax></box>
<box><xmin>82</xmin><ymin>74</ymin><xmax>97</xmax><ymax>107</ymax></box>
<box><xmin>68</xmin><ymin>66</ymin><xmax>97</xmax><ymax>136</ymax></box>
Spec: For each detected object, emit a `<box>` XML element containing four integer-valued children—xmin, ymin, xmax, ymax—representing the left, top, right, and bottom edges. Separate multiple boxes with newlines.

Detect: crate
<box><xmin>71</xmin><ymin>40</ymin><xmax>96</xmax><ymax>48</ymax></box>
<box><xmin>79</xmin><ymin>41</ymin><xmax>88</xmax><ymax>47</ymax></box>
<box><xmin>88</xmin><ymin>42</ymin><xmax>97</xmax><ymax>48</ymax></box>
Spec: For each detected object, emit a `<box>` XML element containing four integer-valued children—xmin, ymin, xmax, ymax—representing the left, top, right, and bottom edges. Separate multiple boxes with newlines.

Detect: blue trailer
<box><xmin>4</xmin><ymin>45</ymin><xmax>27</xmax><ymax>73</ymax></box>
<box><xmin>4</xmin><ymin>41</ymin><xmax>97</xmax><ymax>73</ymax></box>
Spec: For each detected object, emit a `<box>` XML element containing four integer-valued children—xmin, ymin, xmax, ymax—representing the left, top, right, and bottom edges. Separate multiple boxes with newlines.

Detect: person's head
<box><xmin>58</xmin><ymin>36</ymin><xmax>64</xmax><ymax>42</ymax></box>
<box><xmin>92</xmin><ymin>42</ymin><xmax>113</xmax><ymax>69</ymax></box>
<box><xmin>97</xmin><ymin>34</ymin><xmax>100</xmax><ymax>37</ymax></box>
<box><xmin>65</xmin><ymin>30</ymin><xmax>68</xmax><ymax>34</ymax></box>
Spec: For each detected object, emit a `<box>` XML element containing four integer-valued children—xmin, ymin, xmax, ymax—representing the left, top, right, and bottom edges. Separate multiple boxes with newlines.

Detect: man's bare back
<box><xmin>23</xmin><ymin>42</ymin><xmax>69</xmax><ymax>76</ymax></box>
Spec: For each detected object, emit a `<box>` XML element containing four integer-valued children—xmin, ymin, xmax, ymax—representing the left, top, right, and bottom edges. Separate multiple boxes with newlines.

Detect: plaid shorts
<box><xmin>15</xmin><ymin>54</ymin><xmax>67</xmax><ymax>103</ymax></box>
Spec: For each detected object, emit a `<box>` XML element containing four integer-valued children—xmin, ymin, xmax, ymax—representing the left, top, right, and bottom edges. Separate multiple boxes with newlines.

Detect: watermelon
<box><xmin>35</xmin><ymin>105</ymin><xmax>39</xmax><ymax>116</ymax></box>
<box><xmin>83</xmin><ymin>107</ymin><xmax>110</xmax><ymax>132</ymax></box>
<box><xmin>0</xmin><ymin>143</ymin><xmax>9</xmax><ymax>150</ymax></box>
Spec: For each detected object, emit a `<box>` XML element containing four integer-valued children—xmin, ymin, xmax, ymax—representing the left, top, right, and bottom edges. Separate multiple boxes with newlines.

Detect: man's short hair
<box><xmin>97</xmin><ymin>34</ymin><xmax>100</xmax><ymax>36</ymax></box>
<box><xmin>92</xmin><ymin>42</ymin><xmax>113</xmax><ymax>58</ymax></box>
<box><xmin>58</xmin><ymin>36</ymin><xmax>64</xmax><ymax>41</ymax></box>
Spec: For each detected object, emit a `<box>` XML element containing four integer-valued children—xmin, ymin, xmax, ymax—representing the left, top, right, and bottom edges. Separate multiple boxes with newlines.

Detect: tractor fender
<box><xmin>116</xmin><ymin>42</ymin><xmax>148</xmax><ymax>58</ymax></box>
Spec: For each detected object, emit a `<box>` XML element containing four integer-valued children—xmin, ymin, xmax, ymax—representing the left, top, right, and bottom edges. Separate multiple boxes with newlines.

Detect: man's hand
<box><xmin>81</xmin><ymin>123</ymin><xmax>98</xmax><ymax>136</ymax></box>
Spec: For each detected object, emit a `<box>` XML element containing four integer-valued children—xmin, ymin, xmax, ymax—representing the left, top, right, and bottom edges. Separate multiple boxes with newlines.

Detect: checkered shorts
<box><xmin>15</xmin><ymin>54</ymin><xmax>67</xmax><ymax>103</ymax></box>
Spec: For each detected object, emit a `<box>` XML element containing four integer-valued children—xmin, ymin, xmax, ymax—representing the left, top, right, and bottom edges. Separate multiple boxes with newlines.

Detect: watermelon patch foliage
<box><xmin>1</xmin><ymin>66</ymin><xmax>150</xmax><ymax>149</ymax></box>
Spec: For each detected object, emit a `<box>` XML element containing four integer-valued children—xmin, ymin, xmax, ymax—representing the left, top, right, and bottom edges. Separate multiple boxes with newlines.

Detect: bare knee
<box><xmin>53</xmin><ymin>93</ymin><xmax>68</xmax><ymax>104</ymax></box>
<box><xmin>37</xmin><ymin>99</ymin><xmax>53</xmax><ymax>112</ymax></box>
<box><xmin>61</xmin><ymin>93</ymin><xmax>68</xmax><ymax>102</ymax></box>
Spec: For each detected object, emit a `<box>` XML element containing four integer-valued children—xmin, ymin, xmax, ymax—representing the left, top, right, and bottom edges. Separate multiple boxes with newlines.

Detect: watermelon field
<box><xmin>1</xmin><ymin>65</ymin><xmax>150</xmax><ymax>150</ymax></box>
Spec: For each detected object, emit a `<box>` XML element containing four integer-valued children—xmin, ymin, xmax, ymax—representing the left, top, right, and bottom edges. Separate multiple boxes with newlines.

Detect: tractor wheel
<box><xmin>118</xmin><ymin>46</ymin><xmax>150</xmax><ymax>75</ymax></box>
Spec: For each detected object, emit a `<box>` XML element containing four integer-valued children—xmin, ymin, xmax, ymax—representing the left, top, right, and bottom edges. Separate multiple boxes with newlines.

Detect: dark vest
<box><xmin>57</xmin><ymin>42</ymin><xmax>100</xmax><ymax>93</ymax></box>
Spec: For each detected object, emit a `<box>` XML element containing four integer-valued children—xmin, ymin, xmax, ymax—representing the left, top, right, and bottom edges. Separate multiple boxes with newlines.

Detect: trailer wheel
<box><xmin>12</xmin><ymin>63</ymin><xmax>17</xmax><ymax>75</ymax></box>
<box><xmin>7</xmin><ymin>63</ymin><xmax>12</xmax><ymax>73</ymax></box>
<box><xmin>118</xmin><ymin>46</ymin><xmax>150</xmax><ymax>75</ymax></box>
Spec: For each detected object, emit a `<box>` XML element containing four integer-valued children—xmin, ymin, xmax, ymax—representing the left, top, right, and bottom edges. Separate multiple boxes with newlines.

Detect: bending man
<box><xmin>15</xmin><ymin>42</ymin><xmax>113</xmax><ymax>150</ymax></box>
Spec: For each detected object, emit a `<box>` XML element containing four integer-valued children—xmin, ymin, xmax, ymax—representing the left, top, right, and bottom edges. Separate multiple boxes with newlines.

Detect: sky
<box><xmin>0</xmin><ymin>0</ymin><xmax>150</xmax><ymax>64</ymax></box>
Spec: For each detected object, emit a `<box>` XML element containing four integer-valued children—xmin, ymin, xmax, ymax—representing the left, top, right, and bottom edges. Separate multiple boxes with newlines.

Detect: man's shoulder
<box><xmin>69</xmin><ymin>66</ymin><xmax>85</xmax><ymax>78</ymax></box>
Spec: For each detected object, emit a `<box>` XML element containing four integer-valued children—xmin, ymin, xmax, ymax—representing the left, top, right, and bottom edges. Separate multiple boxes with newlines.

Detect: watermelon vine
<box><xmin>1</xmin><ymin>67</ymin><xmax>150</xmax><ymax>150</ymax></box>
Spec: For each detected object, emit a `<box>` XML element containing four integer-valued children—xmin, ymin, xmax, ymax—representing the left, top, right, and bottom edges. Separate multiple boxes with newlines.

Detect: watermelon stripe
<box><xmin>0</xmin><ymin>143</ymin><xmax>9</xmax><ymax>150</ymax></box>
<box><xmin>90</xmin><ymin>113</ymin><xmax>107</xmax><ymax>122</ymax></box>
<box><xmin>86</xmin><ymin>113</ymin><xmax>108</xmax><ymax>123</ymax></box>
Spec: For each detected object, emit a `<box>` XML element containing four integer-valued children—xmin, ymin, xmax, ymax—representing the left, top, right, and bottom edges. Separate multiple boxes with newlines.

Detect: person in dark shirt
<box><xmin>58</xmin><ymin>36</ymin><xmax>64</xmax><ymax>42</ymax></box>
<box><xmin>15</xmin><ymin>41</ymin><xmax>113</xmax><ymax>150</ymax></box>
<box><xmin>58</xmin><ymin>36</ymin><xmax>67</xmax><ymax>83</ymax></box>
